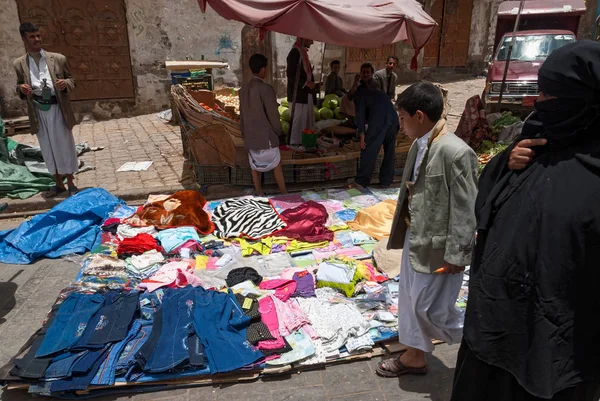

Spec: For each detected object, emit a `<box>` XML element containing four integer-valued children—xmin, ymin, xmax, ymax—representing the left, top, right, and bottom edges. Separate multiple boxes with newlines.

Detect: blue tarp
<box><xmin>0</xmin><ymin>188</ymin><xmax>124</xmax><ymax>264</ymax></box>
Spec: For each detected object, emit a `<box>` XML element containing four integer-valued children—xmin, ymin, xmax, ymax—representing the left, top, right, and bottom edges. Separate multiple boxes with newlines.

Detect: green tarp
<box><xmin>0</xmin><ymin>117</ymin><xmax>54</xmax><ymax>199</ymax></box>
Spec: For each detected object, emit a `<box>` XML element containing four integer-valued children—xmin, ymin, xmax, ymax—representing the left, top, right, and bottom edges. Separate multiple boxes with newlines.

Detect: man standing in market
<box><xmin>339</xmin><ymin>62</ymin><xmax>380</xmax><ymax>121</ymax></box>
<box><xmin>350</xmin><ymin>84</ymin><xmax>399</xmax><ymax>188</ymax></box>
<box><xmin>376</xmin><ymin>81</ymin><xmax>478</xmax><ymax>377</ymax></box>
<box><xmin>373</xmin><ymin>56</ymin><xmax>399</xmax><ymax>100</ymax></box>
<box><xmin>286</xmin><ymin>37</ymin><xmax>316</xmax><ymax>146</ymax></box>
<box><xmin>13</xmin><ymin>22</ymin><xmax>79</xmax><ymax>198</ymax></box>
<box><xmin>239</xmin><ymin>54</ymin><xmax>287</xmax><ymax>196</ymax></box>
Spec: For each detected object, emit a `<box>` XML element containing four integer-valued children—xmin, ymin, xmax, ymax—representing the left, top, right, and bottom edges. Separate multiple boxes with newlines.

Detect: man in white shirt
<box><xmin>13</xmin><ymin>22</ymin><xmax>79</xmax><ymax>198</ymax></box>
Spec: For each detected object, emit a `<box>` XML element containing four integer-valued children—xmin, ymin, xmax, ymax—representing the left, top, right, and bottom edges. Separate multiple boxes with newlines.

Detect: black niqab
<box><xmin>461</xmin><ymin>41</ymin><xmax>600</xmax><ymax>399</ymax></box>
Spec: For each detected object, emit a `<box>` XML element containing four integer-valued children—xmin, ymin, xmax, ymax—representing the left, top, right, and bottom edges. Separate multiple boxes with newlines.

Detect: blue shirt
<box><xmin>353</xmin><ymin>87</ymin><xmax>398</xmax><ymax>135</ymax></box>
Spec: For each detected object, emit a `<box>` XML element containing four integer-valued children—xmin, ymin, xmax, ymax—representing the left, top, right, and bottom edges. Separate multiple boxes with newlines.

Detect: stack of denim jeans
<box><xmin>10</xmin><ymin>285</ymin><xmax>270</xmax><ymax>394</ymax></box>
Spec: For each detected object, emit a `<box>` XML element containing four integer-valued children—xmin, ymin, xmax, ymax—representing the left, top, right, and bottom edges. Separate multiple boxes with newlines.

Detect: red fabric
<box><xmin>198</xmin><ymin>0</ymin><xmax>437</xmax><ymax>69</ymax></box>
<box><xmin>259</xmin><ymin>279</ymin><xmax>297</xmax><ymax>302</ymax></box>
<box><xmin>117</xmin><ymin>233</ymin><xmax>163</xmax><ymax>256</ymax></box>
<box><xmin>455</xmin><ymin>95</ymin><xmax>495</xmax><ymax>151</ymax></box>
<box><xmin>294</xmin><ymin>40</ymin><xmax>312</xmax><ymax>82</ymax></box>
<box><xmin>277</xmin><ymin>201</ymin><xmax>334</xmax><ymax>243</ymax></box>
<box><xmin>102</xmin><ymin>218</ymin><xmax>121</xmax><ymax>226</ymax></box>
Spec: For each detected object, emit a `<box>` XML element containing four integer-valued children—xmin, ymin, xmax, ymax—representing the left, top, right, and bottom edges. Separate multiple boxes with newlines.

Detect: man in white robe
<box><xmin>377</xmin><ymin>82</ymin><xmax>478</xmax><ymax>376</ymax></box>
<box><xmin>286</xmin><ymin>38</ymin><xmax>316</xmax><ymax>146</ymax></box>
<box><xmin>14</xmin><ymin>22</ymin><xmax>79</xmax><ymax>198</ymax></box>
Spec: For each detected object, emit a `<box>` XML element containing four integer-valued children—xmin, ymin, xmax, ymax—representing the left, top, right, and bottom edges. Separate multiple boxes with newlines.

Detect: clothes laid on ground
<box><xmin>117</xmin><ymin>225</ymin><xmax>158</xmax><ymax>240</ymax></box>
<box><xmin>126</xmin><ymin>190</ymin><xmax>214</xmax><ymax>234</ymax></box>
<box><xmin>212</xmin><ymin>198</ymin><xmax>286</xmax><ymax>239</ymax></box>
<box><xmin>297</xmin><ymin>288</ymin><xmax>371</xmax><ymax>353</ymax></box>
<box><xmin>139</xmin><ymin>260</ymin><xmax>201</xmax><ymax>292</ymax></box>
<box><xmin>226</xmin><ymin>267</ymin><xmax>263</xmax><ymax>288</ymax></box>
<box><xmin>155</xmin><ymin>227</ymin><xmax>201</xmax><ymax>253</ymax></box>
<box><xmin>5</xmin><ymin>186</ymin><xmax>472</xmax><ymax>397</ymax></box>
<box><xmin>347</xmin><ymin>200</ymin><xmax>396</xmax><ymax>241</ymax></box>
<box><xmin>0</xmin><ymin>188</ymin><xmax>123</xmax><ymax>264</ymax></box>
<box><xmin>117</xmin><ymin>234</ymin><xmax>163</xmax><ymax>257</ymax></box>
<box><xmin>278</xmin><ymin>201</ymin><xmax>334</xmax><ymax>243</ymax></box>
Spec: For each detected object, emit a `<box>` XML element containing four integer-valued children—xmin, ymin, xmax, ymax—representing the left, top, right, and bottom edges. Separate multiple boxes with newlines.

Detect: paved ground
<box><xmin>3</xmin><ymin>114</ymin><xmax>190</xmax><ymax>212</ymax></box>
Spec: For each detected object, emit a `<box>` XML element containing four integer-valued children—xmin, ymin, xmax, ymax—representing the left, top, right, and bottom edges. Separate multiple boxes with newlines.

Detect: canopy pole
<box><xmin>497</xmin><ymin>0</ymin><xmax>525</xmax><ymax>109</ymax></box>
<box><xmin>288</xmin><ymin>38</ymin><xmax>304</xmax><ymax>145</ymax></box>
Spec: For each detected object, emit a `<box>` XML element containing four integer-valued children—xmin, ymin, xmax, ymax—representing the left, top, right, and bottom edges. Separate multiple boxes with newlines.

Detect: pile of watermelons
<box><xmin>278</xmin><ymin>94</ymin><xmax>344</xmax><ymax>135</ymax></box>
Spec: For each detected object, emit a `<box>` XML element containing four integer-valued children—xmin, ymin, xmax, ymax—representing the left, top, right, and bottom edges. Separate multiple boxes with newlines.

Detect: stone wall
<box><xmin>578</xmin><ymin>0</ymin><xmax>598</xmax><ymax>40</ymax></box>
<box><xmin>0</xmin><ymin>0</ymin><xmax>327</xmax><ymax>120</ymax></box>
<box><xmin>0</xmin><ymin>0</ymin><xmax>28</xmax><ymax>118</ymax></box>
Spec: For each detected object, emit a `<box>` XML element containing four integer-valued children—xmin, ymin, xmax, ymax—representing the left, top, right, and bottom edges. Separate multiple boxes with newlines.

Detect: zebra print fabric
<box><xmin>211</xmin><ymin>198</ymin><xmax>286</xmax><ymax>239</ymax></box>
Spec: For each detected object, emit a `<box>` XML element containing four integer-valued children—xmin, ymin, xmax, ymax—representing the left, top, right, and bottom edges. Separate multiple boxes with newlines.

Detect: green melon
<box><xmin>319</xmin><ymin>107</ymin><xmax>334</xmax><ymax>120</ymax></box>
<box><xmin>281</xmin><ymin>108</ymin><xmax>291</xmax><ymax>122</ymax></box>
<box><xmin>281</xmin><ymin>120</ymin><xmax>290</xmax><ymax>135</ymax></box>
<box><xmin>323</xmin><ymin>94</ymin><xmax>340</xmax><ymax>110</ymax></box>
<box><xmin>334</xmin><ymin>107</ymin><xmax>344</xmax><ymax>120</ymax></box>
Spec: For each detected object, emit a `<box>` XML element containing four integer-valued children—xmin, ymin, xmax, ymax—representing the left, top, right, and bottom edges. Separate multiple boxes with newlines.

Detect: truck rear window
<box><xmin>496</xmin><ymin>34</ymin><xmax>576</xmax><ymax>62</ymax></box>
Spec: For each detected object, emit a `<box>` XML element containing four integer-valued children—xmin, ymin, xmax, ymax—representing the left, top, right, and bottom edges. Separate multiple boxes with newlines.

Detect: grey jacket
<box><xmin>373</xmin><ymin>68</ymin><xmax>398</xmax><ymax>100</ymax></box>
<box><xmin>13</xmin><ymin>51</ymin><xmax>77</xmax><ymax>135</ymax></box>
<box><xmin>387</xmin><ymin>119</ymin><xmax>478</xmax><ymax>274</ymax></box>
<box><xmin>239</xmin><ymin>77</ymin><xmax>282</xmax><ymax>151</ymax></box>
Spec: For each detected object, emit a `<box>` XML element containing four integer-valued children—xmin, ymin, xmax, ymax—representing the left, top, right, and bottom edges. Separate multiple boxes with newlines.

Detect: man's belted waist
<box><xmin>33</xmin><ymin>95</ymin><xmax>58</xmax><ymax>104</ymax></box>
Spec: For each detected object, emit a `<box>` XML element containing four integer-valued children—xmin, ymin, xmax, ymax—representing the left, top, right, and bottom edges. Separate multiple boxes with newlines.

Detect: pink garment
<box><xmin>139</xmin><ymin>260</ymin><xmax>201</xmax><ymax>292</ymax></box>
<box><xmin>198</xmin><ymin>0</ymin><xmax>437</xmax><ymax>70</ymax></box>
<box><xmin>312</xmin><ymin>250</ymin><xmax>335</xmax><ymax>261</ymax></box>
<box><xmin>172</xmin><ymin>239</ymin><xmax>203</xmax><ymax>254</ymax></box>
<box><xmin>271</xmin><ymin>296</ymin><xmax>311</xmax><ymax>337</ymax></box>
<box><xmin>270</xmin><ymin>194</ymin><xmax>305</xmax><ymax>211</ymax></box>
<box><xmin>257</xmin><ymin>296</ymin><xmax>286</xmax><ymax>351</ymax></box>
<box><xmin>259</xmin><ymin>279</ymin><xmax>297</xmax><ymax>301</ymax></box>
<box><xmin>335</xmin><ymin>246</ymin><xmax>367</xmax><ymax>257</ymax></box>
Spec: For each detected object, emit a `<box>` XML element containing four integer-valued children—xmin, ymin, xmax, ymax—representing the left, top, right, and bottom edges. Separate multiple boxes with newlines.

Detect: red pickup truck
<box><xmin>483</xmin><ymin>0</ymin><xmax>585</xmax><ymax>116</ymax></box>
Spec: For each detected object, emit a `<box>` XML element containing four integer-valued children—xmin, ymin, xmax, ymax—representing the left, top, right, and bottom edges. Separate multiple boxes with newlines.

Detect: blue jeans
<box><xmin>36</xmin><ymin>293</ymin><xmax>104</xmax><ymax>358</ymax></box>
<box><xmin>143</xmin><ymin>286</ymin><xmax>196</xmax><ymax>373</ymax></box>
<box><xmin>44</xmin><ymin>351</ymin><xmax>88</xmax><ymax>380</ymax></box>
<box><xmin>49</xmin><ymin>345</ymin><xmax>110</xmax><ymax>392</ymax></box>
<box><xmin>356</xmin><ymin>122</ymin><xmax>399</xmax><ymax>187</ymax></box>
<box><xmin>92</xmin><ymin>320</ymin><xmax>142</xmax><ymax>386</ymax></box>
<box><xmin>193</xmin><ymin>287</ymin><xmax>263</xmax><ymax>374</ymax></box>
<box><xmin>116</xmin><ymin>324</ymin><xmax>152</xmax><ymax>375</ymax></box>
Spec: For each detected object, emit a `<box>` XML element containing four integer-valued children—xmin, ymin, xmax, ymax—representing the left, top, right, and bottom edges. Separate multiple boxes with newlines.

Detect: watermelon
<box><xmin>323</xmin><ymin>94</ymin><xmax>340</xmax><ymax>110</ymax></box>
<box><xmin>314</xmin><ymin>105</ymin><xmax>321</xmax><ymax>121</ymax></box>
<box><xmin>281</xmin><ymin>120</ymin><xmax>290</xmax><ymax>135</ymax></box>
<box><xmin>319</xmin><ymin>107</ymin><xmax>334</xmax><ymax>120</ymax></box>
<box><xmin>278</xmin><ymin>106</ymin><xmax>287</xmax><ymax>115</ymax></box>
<box><xmin>281</xmin><ymin>98</ymin><xmax>289</xmax><ymax>107</ymax></box>
<box><xmin>334</xmin><ymin>107</ymin><xmax>344</xmax><ymax>120</ymax></box>
<box><xmin>281</xmin><ymin>108</ymin><xmax>291</xmax><ymax>122</ymax></box>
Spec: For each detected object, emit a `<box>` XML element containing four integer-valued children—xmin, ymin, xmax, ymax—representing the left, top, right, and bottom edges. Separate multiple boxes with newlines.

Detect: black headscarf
<box><xmin>462</xmin><ymin>41</ymin><xmax>600</xmax><ymax>399</ymax></box>
<box><xmin>478</xmin><ymin>41</ymin><xmax>600</xmax><ymax>230</ymax></box>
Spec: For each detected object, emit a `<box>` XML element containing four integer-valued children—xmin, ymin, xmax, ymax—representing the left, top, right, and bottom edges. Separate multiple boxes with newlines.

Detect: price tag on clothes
<box><xmin>242</xmin><ymin>298</ymin><xmax>253</xmax><ymax>310</ymax></box>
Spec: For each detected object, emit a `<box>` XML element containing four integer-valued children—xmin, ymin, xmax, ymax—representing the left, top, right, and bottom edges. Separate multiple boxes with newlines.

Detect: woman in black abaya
<box><xmin>451</xmin><ymin>41</ymin><xmax>600</xmax><ymax>401</ymax></box>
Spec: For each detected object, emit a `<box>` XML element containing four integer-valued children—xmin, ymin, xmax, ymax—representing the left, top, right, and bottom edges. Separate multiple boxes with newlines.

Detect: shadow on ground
<box><xmin>0</xmin><ymin>271</ymin><xmax>22</xmax><ymax>325</ymax></box>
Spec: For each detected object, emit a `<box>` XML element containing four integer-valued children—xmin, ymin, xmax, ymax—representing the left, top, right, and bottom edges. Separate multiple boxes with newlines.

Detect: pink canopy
<box><xmin>198</xmin><ymin>0</ymin><xmax>437</xmax><ymax>69</ymax></box>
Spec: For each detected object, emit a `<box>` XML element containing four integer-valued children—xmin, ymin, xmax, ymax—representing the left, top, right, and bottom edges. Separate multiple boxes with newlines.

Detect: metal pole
<box><xmin>497</xmin><ymin>0</ymin><xmax>525</xmax><ymax>108</ymax></box>
<box><xmin>288</xmin><ymin>38</ymin><xmax>304</xmax><ymax>145</ymax></box>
